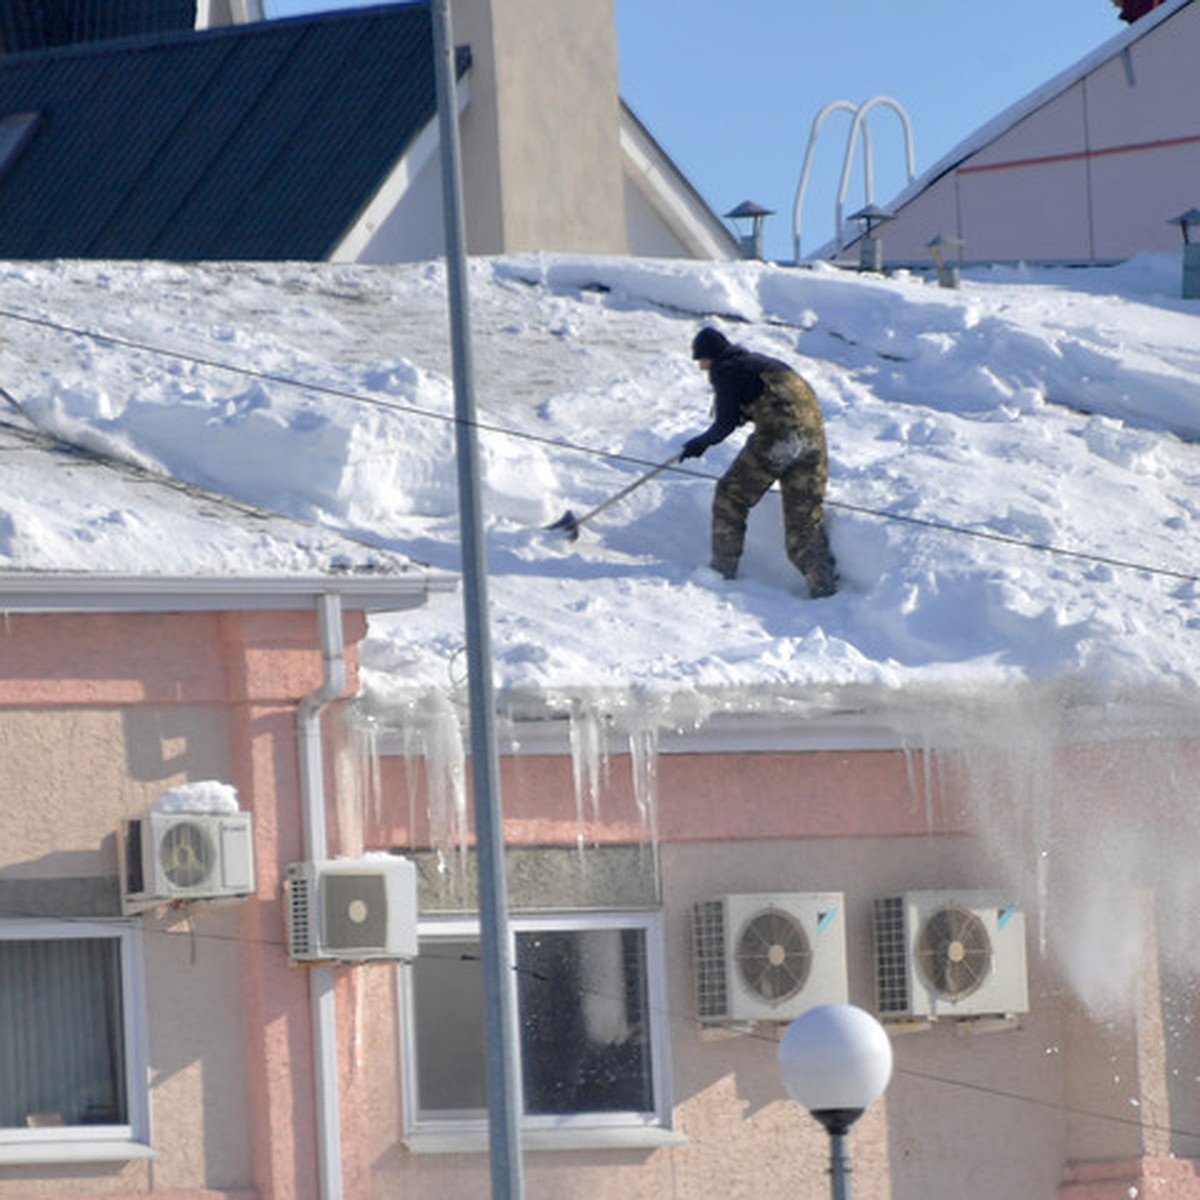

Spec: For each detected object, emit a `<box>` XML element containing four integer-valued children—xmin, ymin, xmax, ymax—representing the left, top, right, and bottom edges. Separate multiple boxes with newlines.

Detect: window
<box><xmin>0</xmin><ymin>919</ymin><xmax>151</xmax><ymax>1163</ymax></box>
<box><xmin>403</xmin><ymin>912</ymin><xmax>676</xmax><ymax>1151</ymax></box>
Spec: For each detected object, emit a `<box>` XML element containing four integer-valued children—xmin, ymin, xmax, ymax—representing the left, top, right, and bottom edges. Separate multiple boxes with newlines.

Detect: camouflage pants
<box><xmin>710</xmin><ymin>371</ymin><xmax>837</xmax><ymax>596</ymax></box>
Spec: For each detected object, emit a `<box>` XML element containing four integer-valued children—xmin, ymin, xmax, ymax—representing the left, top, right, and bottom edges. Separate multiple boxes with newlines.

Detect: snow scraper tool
<box><xmin>545</xmin><ymin>453</ymin><xmax>683</xmax><ymax>541</ymax></box>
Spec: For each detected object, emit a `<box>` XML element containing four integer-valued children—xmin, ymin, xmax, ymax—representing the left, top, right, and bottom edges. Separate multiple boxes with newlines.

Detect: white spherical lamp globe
<box><xmin>778</xmin><ymin>1003</ymin><xmax>893</xmax><ymax>1122</ymax></box>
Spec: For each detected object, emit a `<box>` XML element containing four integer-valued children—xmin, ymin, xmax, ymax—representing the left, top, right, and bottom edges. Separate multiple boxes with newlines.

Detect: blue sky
<box><xmin>265</xmin><ymin>0</ymin><xmax>1130</xmax><ymax>261</ymax></box>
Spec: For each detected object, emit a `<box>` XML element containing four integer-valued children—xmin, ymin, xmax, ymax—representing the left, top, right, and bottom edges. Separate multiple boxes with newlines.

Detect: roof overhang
<box><xmin>0</xmin><ymin>571</ymin><xmax>457</xmax><ymax>615</ymax></box>
<box><xmin>619</xmin><ymin>103</ymin><xmax>740</xmax><ymax>261</ymax></box>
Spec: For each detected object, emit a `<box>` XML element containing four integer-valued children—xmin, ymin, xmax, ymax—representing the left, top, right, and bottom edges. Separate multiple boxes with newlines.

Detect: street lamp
<box><xmin>778</xmin><ymin>1003</ymin><xmax>893</xmax><ymax>1200</ymax></box>
<box><xmin>1169</xmin><ymin>208</ymin><xmax>1200</xmax><ymax>298</ymax></box>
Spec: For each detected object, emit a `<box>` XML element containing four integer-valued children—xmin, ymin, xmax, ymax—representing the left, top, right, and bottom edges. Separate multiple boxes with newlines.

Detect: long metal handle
<box><xmin>571</xmin><ymin>453</ymin><xmax>682</xmax><ymax>530</ymax></box>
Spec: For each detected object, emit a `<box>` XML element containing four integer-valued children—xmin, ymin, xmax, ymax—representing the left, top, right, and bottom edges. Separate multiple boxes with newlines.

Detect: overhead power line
<box><xmin>5</xmin><ymin>901</ymin><xmax>1197</xmax><ymax>1143</ymax></box>
<box><xmin>0</xmin><ymin>304</ymin><xmax>1195</xmax><ymax>586</ymax></box>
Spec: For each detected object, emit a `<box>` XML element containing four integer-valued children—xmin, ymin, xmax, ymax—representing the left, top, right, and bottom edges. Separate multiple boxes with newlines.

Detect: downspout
<box><xmin>297</xmin><ymin>591</ymin><xmax>346</xmax><ymax>1200</ymax></box>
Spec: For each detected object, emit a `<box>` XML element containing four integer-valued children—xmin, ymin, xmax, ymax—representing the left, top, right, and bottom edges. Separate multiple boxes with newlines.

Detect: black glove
<box><xmin>681</xmin><ymin>436</ymin><xmax>707</xmax><ymax>461</ymax></box>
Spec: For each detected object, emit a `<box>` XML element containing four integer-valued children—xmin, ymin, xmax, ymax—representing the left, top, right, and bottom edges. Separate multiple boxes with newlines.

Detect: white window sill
<box><xmin>0</xmin><ymin>1139</ymin><xmax>155</xmax><ymax>1165</ymax></box>
<box><xmin>405</xmin><ymin>1127</ymin><xmax>687</xmax><ymax>1154</ymax></box>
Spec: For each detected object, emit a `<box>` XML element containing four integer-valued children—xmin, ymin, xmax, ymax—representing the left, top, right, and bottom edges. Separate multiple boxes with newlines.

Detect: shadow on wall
<box><xmin>123</xmin><ymin>707</ymin><xmax>230</xmax><ymax>786</ymax></box>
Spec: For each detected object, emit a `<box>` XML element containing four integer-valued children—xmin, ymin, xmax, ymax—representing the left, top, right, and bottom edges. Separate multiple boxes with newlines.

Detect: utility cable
<box><xmin>5</xmin><ymin>901</ymin><xmax>1196</xmax><ymax>1142</ymax></box>
<box><xmin>0</xmin><ymin>303</ymin><xmax>1195</xmax><ymax>585</ymax></box>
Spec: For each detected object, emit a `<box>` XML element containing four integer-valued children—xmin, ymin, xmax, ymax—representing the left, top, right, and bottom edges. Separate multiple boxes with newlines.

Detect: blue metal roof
<box><xmin>0</xmin><ymin>1</ymin><xmax>196</xmax><ymax>55</ymax></box>
<box><xmin>0</xmin><ymin>4</ymin><xmax>463</xmax><ymax>259</ymax></box>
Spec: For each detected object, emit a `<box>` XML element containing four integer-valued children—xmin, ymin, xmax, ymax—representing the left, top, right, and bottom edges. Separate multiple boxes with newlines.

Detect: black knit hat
<box><xmin>692</xmin><ymin>327</ymin><xmax>729</xmax><ymax>361</ymax></box>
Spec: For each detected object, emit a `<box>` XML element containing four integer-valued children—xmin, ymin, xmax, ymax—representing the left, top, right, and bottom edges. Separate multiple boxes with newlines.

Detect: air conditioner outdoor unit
<box><xmin>692</xmin><ymin>892</ymin><xmax>848</xmax><ymax>1023</ymax></box>
<box><xmin>119</xmin><ymin>811</ymin><xmax>255</xmax><ymax>914</ymax></box>
<box><xmin>285</xmin><ymin>856</ymin><xmax>418</xmax><ymax>963</ymax></box>
<box><xmin>873</xmin><ymin>890</ymin><xmax>1029</xmax><ymax>1021</ymax></box>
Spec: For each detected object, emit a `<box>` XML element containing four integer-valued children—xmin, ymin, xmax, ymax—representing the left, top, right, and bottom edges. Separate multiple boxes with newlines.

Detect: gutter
<box><xmin>0</xmin><ymin>570</ymin><xmax>456</xmax><ymax>613</ymax></box>
<box><xmin>298</xmin><ymin>592</ymin><xmax>347</xmax><ymax>1200</ymax></box>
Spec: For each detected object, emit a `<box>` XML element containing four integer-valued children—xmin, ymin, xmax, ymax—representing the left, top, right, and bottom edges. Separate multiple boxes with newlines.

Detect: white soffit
<box><xmin>619</xmin><ymin>106</ymin><xmax>738</xmax><ymax>261</ymax></box>
<box><xmin>329</xmin><ymin>75</ymin><xmax>472</xmax><ymax>263</ymax></box>
<box><xmin>0</xmin><ymin>571</ymin><xmax>456</xmax><ymax>615</ymax></box>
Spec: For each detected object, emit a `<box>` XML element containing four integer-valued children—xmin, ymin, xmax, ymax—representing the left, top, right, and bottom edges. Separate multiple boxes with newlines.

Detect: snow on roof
<box><xmin>0</xmin><ymin>417</ymin><xmax>425</xmax><ymax>583</ymax></box>
<box><xmin>0</xmin><ymin>254</ymin><xmax>1197</xmax><ymax>728</ymax></box>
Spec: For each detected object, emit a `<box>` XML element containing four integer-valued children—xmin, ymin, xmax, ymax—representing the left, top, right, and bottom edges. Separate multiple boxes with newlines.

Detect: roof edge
<box><xmin>619</xmin><ymin>102</ymin><xmax>740</xmax><ymax>260</ymax></box>
<box><xmin>0</xmin><ymin>570</ymin><xmax>457</xmax><ymax>615</ymax></box>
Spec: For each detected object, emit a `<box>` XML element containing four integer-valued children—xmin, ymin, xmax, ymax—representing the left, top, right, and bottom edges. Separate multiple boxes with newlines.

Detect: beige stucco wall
<box><xmin>454</xmin><ymin>0</ymin><xmax>627</xmax><ymax>256</ymax></box>
<box><xmin>0</xmin><ymin>702</ymin><xmax>254</xmax><ymax>1197</ymax></box>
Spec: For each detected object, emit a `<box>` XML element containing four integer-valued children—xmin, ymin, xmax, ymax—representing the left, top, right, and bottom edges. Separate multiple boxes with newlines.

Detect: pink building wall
<box><xmin>0</xmin><ymin>608</ymin><xmax>365</xmax><ymax>1200</ymax></box>
<box><xmin>4</xmin><ymin>604</ymin><xmax>1200</xmax><ymax>1199</ymax></box>
<box><xmin>372</xmin><ymin>734</ymin><xmax>1200</xmax><ymax>1200</ymax></box>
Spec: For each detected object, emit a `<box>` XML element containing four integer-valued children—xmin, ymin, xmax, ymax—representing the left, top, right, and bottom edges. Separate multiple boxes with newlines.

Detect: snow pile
<box><xmin>0</xmin><ymin>252</ymin><xmax>1198</xmax><ymax>725</ymax></box>
<box><xmin>152</xmin><ymin>780</ymin><xmax>241</xmax><ymax>815</ymax></box>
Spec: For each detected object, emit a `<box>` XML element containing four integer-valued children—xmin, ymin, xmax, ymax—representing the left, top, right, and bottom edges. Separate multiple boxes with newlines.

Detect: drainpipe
<box><xmin>297</xmin><ymin>591</ymin><xmax>346</xmax><ymax>1200</ymax></box>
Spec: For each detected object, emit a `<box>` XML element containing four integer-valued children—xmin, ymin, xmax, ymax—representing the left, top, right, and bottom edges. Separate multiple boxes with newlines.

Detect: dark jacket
<box><xmin>688</xmin><ymin>343</ymin><xmax>795</xmax><ymax>454</ymax></box>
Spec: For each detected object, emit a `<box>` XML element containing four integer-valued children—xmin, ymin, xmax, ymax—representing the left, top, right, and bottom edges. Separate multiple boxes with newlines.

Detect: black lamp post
<box><xmin>778</xmin><ymin>1004</ymin><xmax>893</xmax><ymax>1200</ymax></box>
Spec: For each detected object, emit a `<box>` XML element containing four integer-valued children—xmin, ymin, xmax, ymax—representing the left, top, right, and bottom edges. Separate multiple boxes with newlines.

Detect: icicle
<box><xmin>419</xmin><ymin>692</ymin><xmax>469</xmax><ymax>886</ymax></box>
<box><xmin>899</xmin><ymin>723</ymin><xmax>939</xmax><ymax>833</ymax></box>
<box><xmin>335</xmin><ymin>706</ymin><xmax>389</xmax><ymax>857</ymax></box>
<box><xmin>627</xmin><ymin>718</ymin><xmax>661</xmax><ymax>896</ymax></box>
<box><xmin>1037</xmin><ymin>848</ymin><xmax>1050</xmax><ymax>957</ymax></box>
<box><xmin>569</xmin><ymin>701</ymin><xmax>609</xmax><ymax>857</ymax></box>
<box><xmin>400</xmin><ymin>713</ymin><xmax>424</xmax><ymax>851</ymax></box>
<box><xmin>375</xmin><ymin>690</ymin><xmax>471</xmax><ymax>902</ymax></box>
<box><xmin>334</xmin><ymin>717</ymin><xmax>364</xmax><ymax>861</ymax></box>
<box><xmin>361</xmin><ymin>713</ymin><xmax>383</xmax><ymax>838</ymax></box>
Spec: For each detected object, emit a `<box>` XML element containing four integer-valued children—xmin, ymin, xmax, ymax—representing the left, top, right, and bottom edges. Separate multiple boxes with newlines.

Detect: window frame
<box><xmin>0</xmin><ymin>918</ymin><xmax>153</xmax><ymax>1164</ymax></box>
<box><xmin>400</xmin><ymin>910</ymin><xmax>679</xmax><ymax>1153</ymax></box>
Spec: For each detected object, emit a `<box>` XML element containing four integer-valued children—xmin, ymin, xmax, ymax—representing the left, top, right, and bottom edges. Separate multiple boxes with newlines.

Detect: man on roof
<box><xmin>681</xmin><ymin>327</ymin><xmax>837</xmax><ymax>597</ymax></box>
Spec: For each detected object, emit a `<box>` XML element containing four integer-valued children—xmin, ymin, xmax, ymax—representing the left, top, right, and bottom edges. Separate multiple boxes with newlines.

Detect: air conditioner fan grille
<box><xmin>159</xmin><ymin>820</ymin><xmax>217</xmax><ymax>889</ymax></box>
<box><xmin>916</xmin><ymin>904</ymin><xmax>992</xmax><ymax>999</ymax></box>
<box><xmin>735</xmin><ymin>908</ymin><xmax>811</xmax><ymax>1004</ymax></box>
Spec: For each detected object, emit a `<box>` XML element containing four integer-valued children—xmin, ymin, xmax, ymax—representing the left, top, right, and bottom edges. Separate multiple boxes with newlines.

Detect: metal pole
<box><xmin>828</xmin><ymin>1130</ymin><xmax>852</xmax><ymax>1200</ymax></box>
<box><xmin>430</xmin><ymin>2</ymin><xmax>526</xmax><ymax>1198</ymax></box>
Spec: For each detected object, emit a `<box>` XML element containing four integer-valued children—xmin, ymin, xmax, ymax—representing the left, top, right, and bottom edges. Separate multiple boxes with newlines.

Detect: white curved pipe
<box><xmin>834</xmin><ymin>96</ymin><xmax>916</xmax><ymax>253</ymax></box>
<box><xmin>792</xmin><ymin>100</ymin><xmax>857</xmax><ymax>262</ymax></box>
